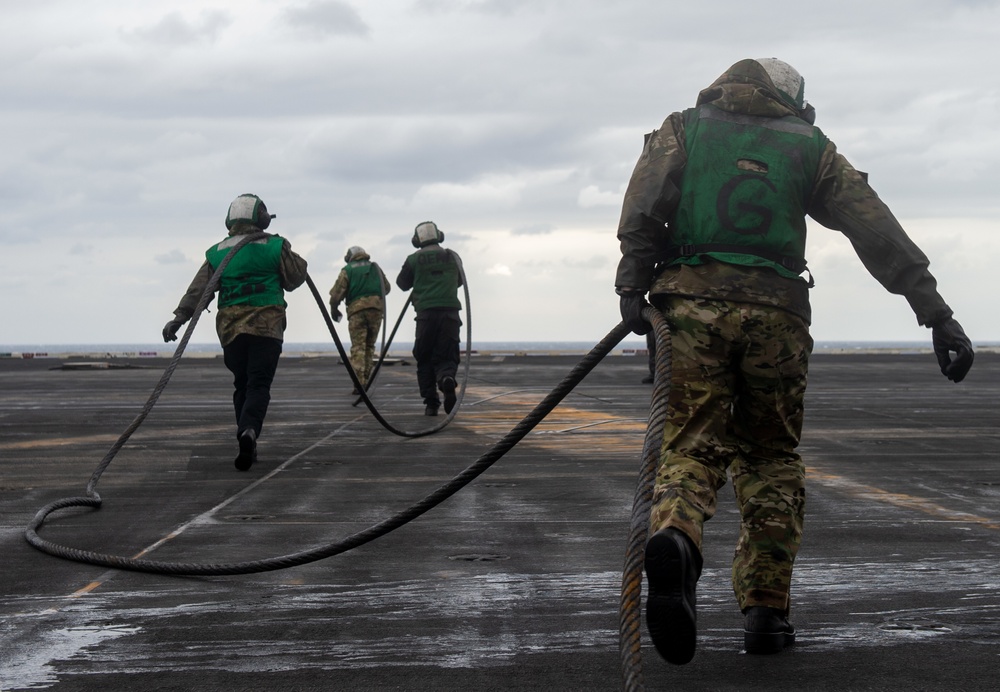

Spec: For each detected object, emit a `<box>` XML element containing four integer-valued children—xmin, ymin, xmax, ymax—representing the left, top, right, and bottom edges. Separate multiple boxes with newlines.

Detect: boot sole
<box><xmin>644</xmin><ymin>530</ymin><xmax>697</xmax><ymax>665</ymax></box>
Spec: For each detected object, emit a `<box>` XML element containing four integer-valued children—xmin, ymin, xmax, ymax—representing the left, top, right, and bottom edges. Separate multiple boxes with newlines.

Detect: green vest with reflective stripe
<box><xmin>345</xmin><ymin>261</ymin><xmax>383</xmax><ymax>304</ymax></box>
<box><xmin>669</xmin><ymin>104</ymin><xmax>829</xmax><ymax>279</ymax></box>
<box><xmin>407</xmin><ymin>246</ymin><xmax>461</xmax><ymax>311</ymax></box>
<box><xmin>205</xmin><ymin>234</ymin><xmax>286</xmax><ymax>308</ymax></box>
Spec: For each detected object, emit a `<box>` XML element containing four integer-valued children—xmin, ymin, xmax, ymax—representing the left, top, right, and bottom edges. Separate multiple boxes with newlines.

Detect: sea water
<box><xmin>4</xmin><ymin>340</ymin><xmax>991</xmax><ymax>359</ymax></box>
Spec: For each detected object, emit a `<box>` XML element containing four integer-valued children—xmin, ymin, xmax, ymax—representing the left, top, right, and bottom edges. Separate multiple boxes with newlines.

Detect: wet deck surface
<box><xmin>2</xmin><ymin>350</ymin><xmax>999</xmax><ymax>691</ymax></box>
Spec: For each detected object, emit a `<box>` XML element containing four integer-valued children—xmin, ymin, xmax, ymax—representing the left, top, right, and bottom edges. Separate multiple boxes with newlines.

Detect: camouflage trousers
<box><xmin>649</xmin><ymin>296</ymin><xmax>812</xmax><ymax>612</ymax></box>
<box><xmin>348</xmin><ymin>308</ymin><xmax>383</xmax><ymax>386</ymax></box>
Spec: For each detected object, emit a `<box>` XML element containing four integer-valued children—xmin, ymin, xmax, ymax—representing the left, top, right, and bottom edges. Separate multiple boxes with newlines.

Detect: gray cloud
<box><xmin>511</xmin><ymin>223</ymin><xmax>556</xmax><ymax>236</ymax></box>
<box><xmin>282</xmin><ymin>1</ymin><xmax>371</xmax><ymax>39</ymax></box>
<box><xmin>120</xmin><ymin>10</ymin><xmax>232</xmax><ymax>46</ymax></box>
<box><xmin>1</xmin><ymin>0</ymin><xmax>998</xmax><ymax>345</ymax></box>
<box><xmin>415</xmin><ymin>0</ymin><xmax>547</xmax><ymax>15</ymax></box>
<box><xmin>562</xmin><ymin>255</ymin><xmax>610</xmax><ymax>270</ymax></box>
<box><xmin>155</xmin><ymin>249</ymin><xmax>189</xmax><ymax>265</ymax></box>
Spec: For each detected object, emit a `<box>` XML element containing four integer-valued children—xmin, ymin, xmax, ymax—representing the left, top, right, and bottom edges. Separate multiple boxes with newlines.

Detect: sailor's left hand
<box><xmin>931</xmin><ymin>316</ymin><xmax>974</xmax><ymax>383</ymax></box>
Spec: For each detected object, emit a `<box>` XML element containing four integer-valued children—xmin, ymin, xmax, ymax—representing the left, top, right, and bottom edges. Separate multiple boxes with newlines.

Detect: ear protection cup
<box><xmin>799</xmin><ymin>102</ymin><xmax>816</xmax><ymax>125</ymax></box>
<box><xmin>256</xmin><ymin>200</ymin><xmax>272</xmax><ymax>230</ymax></box>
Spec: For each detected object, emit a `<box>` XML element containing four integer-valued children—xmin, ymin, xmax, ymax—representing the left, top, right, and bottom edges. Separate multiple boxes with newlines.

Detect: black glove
<box><xmin>162</xmin><ymin>319</ymin><xmax>184</xmax><ymax>343</ymax></box>
<box><xmin>618</xmin><ymin>290</ymin><xmax>652</xmax><ymax>336</ymax></box>
<box><xmin>931</xmin><ymin>317</ymin><xmax>974</xmax><ymax>383</ymax></box>
<box><xmin>330</xmin><ymin>307</ymin><xmax>343</xmax><ymax>323</ymax></box>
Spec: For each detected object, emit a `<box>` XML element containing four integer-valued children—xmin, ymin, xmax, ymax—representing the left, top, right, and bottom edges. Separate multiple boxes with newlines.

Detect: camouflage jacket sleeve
<box><xmin>615</xmin><ymin>111</ymin><xmax>688</xmax><ymax>291</ymax></box>
<box><xmin>808</xmin><ymin>144</ymin><xmax>952</xmax><ymax>326</ymax></box>
<box><xmin>279</xmin><ymin>239</ymin><xmax>308</xmax><ymax>291</ymax></box>
<box><xmin>173</xmin><ymin>260</ymin><xmax>214</xmax><ymax>322</ymax></box>
<box><xmin>328</xmin><ymin>268</ymin><xmax>349</xmax><ymax>308</ymax></box>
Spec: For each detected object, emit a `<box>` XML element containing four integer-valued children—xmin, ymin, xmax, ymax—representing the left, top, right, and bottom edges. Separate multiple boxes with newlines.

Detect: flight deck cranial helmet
<box><xmin>225</xmin><ymin>193</ymin><xmax>275</xmax><ymax>231</ymax></box>
<box><xmin>344</xmin><ymin>245</ymin><xmax>366</xmax><ymax>263</ymax></box>
<box><xmin>412</xmin><ymin>220</ymin><xmax>444</xmax><ymax>248</ymax></box>
<box><xmin>755</xmin><ymin>58</ymin><xmax>806</xmax><ymax>110</ymax></box>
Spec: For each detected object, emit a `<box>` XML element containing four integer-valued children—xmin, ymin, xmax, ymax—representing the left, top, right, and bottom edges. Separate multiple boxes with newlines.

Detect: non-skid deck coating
<box><xmin>1</xmin><ymin>351</ymin><xmax>999</xmax><ymax>691</ymax></box>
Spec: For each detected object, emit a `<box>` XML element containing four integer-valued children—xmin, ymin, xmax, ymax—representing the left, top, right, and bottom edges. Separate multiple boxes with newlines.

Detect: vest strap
<box><xmin>669</xmin><ymin>243</ymin><xmax>808</xmax><ymax>274</ymax></box>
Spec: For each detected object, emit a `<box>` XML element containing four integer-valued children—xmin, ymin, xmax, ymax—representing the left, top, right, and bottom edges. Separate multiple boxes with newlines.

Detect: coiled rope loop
<box><xmin>24</xmin><ymin>233</ymin><xmax>668</xmax><ymax>691</ymax></box>
<box><xmin>24</xmin><ymin>322</ymin><xmax>632</xmax><ymax>575</ymax></box>
<box><xmin>307</xmin><ymin>264</ymin><xmax>474</xmax><ymax>438</ymax></box>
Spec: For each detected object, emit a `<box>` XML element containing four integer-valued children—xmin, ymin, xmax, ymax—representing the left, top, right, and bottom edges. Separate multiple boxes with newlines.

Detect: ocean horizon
<box><xmin>4</xmin><ymin>340</ymin><xmax>997</xmax><ymax>358</ymax></box>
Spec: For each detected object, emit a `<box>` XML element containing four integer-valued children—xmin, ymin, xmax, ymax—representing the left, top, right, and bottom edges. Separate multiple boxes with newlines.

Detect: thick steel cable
<box><xmin>25</xmin><ymin>234</ymin><xmax>472</xmax><ymax>571</ymax></box>
<box><xmin>87</xmin><ymin>231</ymin><xmax>266</xmax><ymax>498</ymax></box>
<box><xmin>307</xmin><ymin>268</ymin><xmax>473</xmax><ymax>437</ymax></box>
<box><xmin>619</xmin><ymin>306</ymin><xmax>672</xmax><ymax>692</ymax></box>
<box><xmin>24</xmin><ymin>232</ymin><xmax>267</xmax><ymax>544</ymax></box>
<box><xmin>25</xmin><ymin>322</ymin><xmax>631</xmax><ymax>575</ymax></box>
<box><xmin>27</xmin><ymin>265</ymin><xmax>661</xmax><ymax>692</ymax></box>
<box><xmin>26</xmin><ymin>223</ymin><xmax>658</xmax><ymax>689</ymax></box>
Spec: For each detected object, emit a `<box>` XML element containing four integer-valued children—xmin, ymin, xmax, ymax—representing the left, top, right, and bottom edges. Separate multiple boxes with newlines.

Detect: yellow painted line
<box><xmin>808</xmin><ymin>467</ymin><xmax>1000</xmax><ymax>530</ymax></box>
<box><xmin>464</xmin><ymin>386</ymin><xmax>1000</xmax><ymax>532</ymax></box>
<box><xmin>465</xmin><ymin>386</ymin><xmax>1000</xmax><ymax>531</ymax></box>
<box><xmin>0</xmin><ymin>434</ymin><xmax>124</xmax><ymax>451</ymax></box>
<box><xmin>0</xmin><ymin>426</ymin><xmax>225</xmax><ymax>451</ymax></box>
<box><xmin>69</xmin><ymin>581</ymin><xmax>104</xmax><ymax>598</ymax></box>
<box><xmin>57</xmin><ymin>536</ymin><xmax>187</xmax><ymax>603</ymax></box>
<box><xmin>0</xmin><ymin>419</ymin><xmax>361</xmax><ymax>451</ymax></box>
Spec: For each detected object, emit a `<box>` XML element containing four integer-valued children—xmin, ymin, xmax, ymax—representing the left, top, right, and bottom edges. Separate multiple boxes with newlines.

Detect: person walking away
<box><xmin>395</xmin><ymin>221</ymin><xmax>464</xmax><ymax>416</ymax></box>
<box><xmin>162</xmin><ymin>193</ymin><xmax>308</xmax><ymax>471</ymax></box>
<box><xmin>329</xmin><ymin>246</ymin><xmax>390</xmax><ymax>394</ymax></box>
<box><xmin>614</xmin><ymin>58</ymin><xmax>974</xmax><ymax>664</ymax></box>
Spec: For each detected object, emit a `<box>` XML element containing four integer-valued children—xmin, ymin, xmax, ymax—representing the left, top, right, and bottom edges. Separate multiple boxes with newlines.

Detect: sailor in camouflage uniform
<box><xmin>329</xmin><ymin>246</ymin><xmax>390</xmax><ymax>393</ymax></box>
<box><xmin>614</xmin><ymin>59</ymin><xmax>974</xmax><ymax>663</ymax></box>
<box><xmin>163</xmin><ymin>193</ymin><xmax>308</xmax><ymax>472</ymax></box>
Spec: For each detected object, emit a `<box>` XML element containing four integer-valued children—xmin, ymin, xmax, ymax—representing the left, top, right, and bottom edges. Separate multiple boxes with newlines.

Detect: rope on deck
<box><xmin>24</xmin><ymin>234</ymin><xmax>667</xmax><ymax>689</ymax></box>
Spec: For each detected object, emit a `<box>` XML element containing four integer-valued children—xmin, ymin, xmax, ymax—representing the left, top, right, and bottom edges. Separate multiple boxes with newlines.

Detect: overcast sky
<box><xmin>2</xmin><ymin>0</ymin><xmax>998</xmax><ymax>348</ymax></box>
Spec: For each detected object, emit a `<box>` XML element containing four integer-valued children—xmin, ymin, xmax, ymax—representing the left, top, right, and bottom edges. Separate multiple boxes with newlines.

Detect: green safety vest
<box><xmin>205</xmin><ymin>235</ymin><xmax>286</xmax><ymax>308</ymax></box>
<box><xmin>344</xmin><ymin>261</ymin><xmax>384</xmax><ymax>304</ymax></box>
<box><xmin>668</xmin><ymin>104</ymin><xmax>829</xmax><ymax>279</ymax></box>
<box><xmin>406</xmin><ymin>247</ymin><xmax>461</xmax><ymax>312</ymax></box>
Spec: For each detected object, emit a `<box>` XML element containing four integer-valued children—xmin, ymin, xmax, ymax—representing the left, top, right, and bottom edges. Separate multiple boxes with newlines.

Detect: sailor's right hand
<box><xmin>162</xmin><ymin>319</ymin><xmax>184</xmax><ymax>343</ymax></box>
<box><xmin>330</xmin><ymin>307</ymin><xmax>343</xmax><ymax>323</ymax></box>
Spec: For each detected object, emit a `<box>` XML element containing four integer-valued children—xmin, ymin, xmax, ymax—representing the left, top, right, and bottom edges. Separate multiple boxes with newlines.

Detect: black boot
<box><xmin>440</xmin><ymin>376</ymin><xmax>457</xmax><ymax>414</ymax></box>
<box><xmin>744</xmin><ymin>606</ymin><xmax>796</xmax><ymax>654</ymax></box>
<box><xmin>234</xmin><ymin>429</ymin><xmax>257</xmax><ymax>471</ymax></box>
<box><xmin>644</xmin><ymin>528</ymin><xmax>703</xmax><ymax>665</ymax></box>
